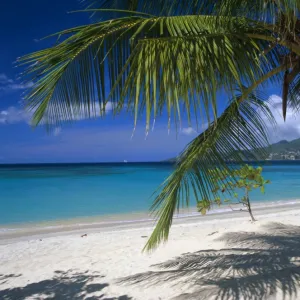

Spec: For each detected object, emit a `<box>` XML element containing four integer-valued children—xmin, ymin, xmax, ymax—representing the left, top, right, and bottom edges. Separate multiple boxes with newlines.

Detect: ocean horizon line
<box><xmin>1</xmin><ymin>160</ymin><xmax>300</xmax><ymax>167</ymax></box>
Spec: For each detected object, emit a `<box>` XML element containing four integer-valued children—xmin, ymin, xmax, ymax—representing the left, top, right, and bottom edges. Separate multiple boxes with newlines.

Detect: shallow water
<box><xmin>0</xmin><ymin>161</ymin><xmax>300</xmax><ymax>226</ymax></box>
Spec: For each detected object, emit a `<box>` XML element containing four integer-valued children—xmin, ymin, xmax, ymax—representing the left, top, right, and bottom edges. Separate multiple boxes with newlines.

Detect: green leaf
<box><xmin>200</xmin><ymin>207</ymin><xmax>207</xmax><ymax>215</ymax></box>
<box><xmin>144</xmin><ymin>92</ymin><xmax>275</xmax><ymax>250</ymax></box>
<box><xmin>17</xmin><ymin>1</ymin><xmax>283</xmax><ymax>252</ymax></box>
<box><xmin>19</xmin><ymin>13</ymin><xmax>280</xmax><ymax>129</ymax></box>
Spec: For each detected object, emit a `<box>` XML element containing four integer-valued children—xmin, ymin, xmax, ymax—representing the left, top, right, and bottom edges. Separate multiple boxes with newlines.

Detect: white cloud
<box><xmin>181</xmin><ymin>127</ymin><xmax>197</xmax><ymax>136</ymax></box>
<box><xmin>104</xmin><ymin>101</ymin><xmax>113</xmax><ymax>111</ymax></box>
<box><xmin>43</xmin><ymin>101</ymin><xmax>114</xmax><ymax>123</ymax></box>
<box><xmin>0</xmin><ymin>107</ymin><xmax>32</xmax><ymax>124</ymax></box>
<box><xmin>0</xmin><ymin>73</ymin><xmax>13</xmax><ymax>84</ymax></box>
<box><xmin>5</xmin><ymin>82</ymin><xmax>34</xmax><ymax>91</ymax></box>
<box><xmin>0</xmin><ymin>101</ymin><xmax>114</xmax><ymax>126</ymax></box>
<box><xmin>0</xmin><ymin>73</ymin><xmax>33</xmax><ymax>91</ymax></box>
<box><xmin>265</xmin><ymin>95</ymin><xmax>300</xmax><ymax>142</ymax></box>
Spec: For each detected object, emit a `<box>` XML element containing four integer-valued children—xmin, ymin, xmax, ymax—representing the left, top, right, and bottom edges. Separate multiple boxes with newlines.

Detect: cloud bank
<box><xmin>0</xmin><ymin>73</ymin><xmax>33</xmax><ymax>91</ymax></box>
<box><xmin>181</xmin><ymin>127</ymin><xmax>197</xmax><ymax>136</ymax></box>
<box><xmin>266</xmin><ymin>95</ymin><xmax>300</xmax><ymax>142</ymax></box>
<box><xmin>0</xmin><ymin>107</ymin><xmax>32</xmax><ymax>124</ymax></box>
<box><xmin>0</xmin><ymin>101</ymin><xmax>114</xmax><ymax>125</ymax></box>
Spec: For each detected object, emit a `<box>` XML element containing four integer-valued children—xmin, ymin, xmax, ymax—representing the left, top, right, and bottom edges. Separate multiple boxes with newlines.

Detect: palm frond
<box><xmin>18</xmin><ymin>0</ymin><xmax>300</xmax><ymax>251</ymax></box>
<box><xmin>81</xmin><ymin>0</ymin><xmax>299</xmax><ymax>24</ymax></box>
<box><xmin>19</xmin><ymin>17</ymin><xmax>147</xmax><ymax>126</ymax></box>
<box><xmin>81</xmin><ymin>0</ymin><xmax>206</xmax><ymax>16</ymax></box>
<box><xmin>19</xmin><ymin>15</ymin><xmax>281</xmax><ymax>129</ymax></box>
<box><xmin>73</xmin><ymin>8</ymin><xmax>156</xmax><ymax>18</ymax></box>
<box><xmin>144</xmin><ymin>90</ymin><xmax>275</xmax><ymax>251</ymax></box>
<box><xmin>286</xmin><ymin>72</ymin><xmax>300</xmax><ymax>114</ymax></box>
<box><xmin>283</xmin><ymin>71</ymin><xmax>289</xmax><ymax>120</ymax></box>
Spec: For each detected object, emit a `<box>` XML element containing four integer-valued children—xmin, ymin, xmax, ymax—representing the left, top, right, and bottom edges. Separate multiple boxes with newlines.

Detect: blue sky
<box><xmin>0</xmin><ymin>0</ymin><xmax>299</xmax><ymax>163</ymax></box>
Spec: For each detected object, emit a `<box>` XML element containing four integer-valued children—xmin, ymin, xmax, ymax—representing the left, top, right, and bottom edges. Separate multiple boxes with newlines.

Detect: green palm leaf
<box><xmin>19</xmin><ymin>14</ymin><xmax>280</xmax><ymax>129</ymax></box>
<box><xmin>144</xmin><ymin>90</ymin><xmax>275</xmax><ymax>250</ymax></box>
<box><xmin>82</xmin><ymin>0</ymin><xmax>299</xmax><ymax>24</ymax></box>
<box><xmin>18</xmin><ymin>0</ymin><xmax>300</xmax><ymax>250</ymax></box>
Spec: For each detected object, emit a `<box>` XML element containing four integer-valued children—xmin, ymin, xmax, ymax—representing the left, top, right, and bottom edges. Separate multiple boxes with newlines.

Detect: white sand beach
<box><xmin>1</xmin><ymin>203</ymin><xmax>300</xmax><ymax>300</ymax></box>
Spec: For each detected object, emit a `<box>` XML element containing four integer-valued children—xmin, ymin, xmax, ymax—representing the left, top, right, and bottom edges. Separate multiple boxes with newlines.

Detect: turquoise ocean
<box><xmin>0</xmin><ymin>162</ymin><xmax>300</xmax><ymax>227</ymax></box>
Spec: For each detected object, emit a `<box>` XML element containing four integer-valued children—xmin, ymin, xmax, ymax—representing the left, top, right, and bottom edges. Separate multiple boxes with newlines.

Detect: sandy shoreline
<box><xmin>1</xmin><ymin>199</ymin><xmax>300</xmax><ymax>243</ymax></box>
<box><xmin>1</xmin><ymin>203</ymin><xmax>300</xmax><ymax>299</ymax></box>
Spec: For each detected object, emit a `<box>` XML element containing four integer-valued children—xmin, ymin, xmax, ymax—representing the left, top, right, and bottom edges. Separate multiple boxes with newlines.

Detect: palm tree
<box><xmin>19</xmin><ymin>0</ymin><xmax>300</xmax><ymax>250</ymax></box>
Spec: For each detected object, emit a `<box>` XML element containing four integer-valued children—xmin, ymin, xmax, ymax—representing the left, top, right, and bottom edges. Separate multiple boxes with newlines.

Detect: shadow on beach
<box><xmin>119</xmin><ymin>222</ymin><xmax>300</xmax><ymax>300</ymax></box>
<box><xmin>0</xmin><ymin>269</ymin><xmax>131</xmax><ymax>300</ymax></box>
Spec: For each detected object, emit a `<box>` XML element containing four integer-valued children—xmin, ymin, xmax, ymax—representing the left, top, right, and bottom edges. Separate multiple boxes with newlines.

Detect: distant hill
<box><xmin>269</xmin><ymin>139</ymin><xmax>300</xmax><ymax>152</ymax></box>
<box><xmin>165</xmin><ymin>138</ymin><xmax>300</xmax><ymax>162</ymax></box>
<box><xmin>267</xmin><ymin>138</ymin><xmax>300</xmax><ymax>160</ymax></box>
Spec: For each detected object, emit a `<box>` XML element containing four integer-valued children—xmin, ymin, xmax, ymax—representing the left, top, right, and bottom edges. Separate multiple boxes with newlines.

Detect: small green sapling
<box><xmin>197</xmin><ymin>165</ymin><xmax>270</xmax><ymax>221</ymax></box>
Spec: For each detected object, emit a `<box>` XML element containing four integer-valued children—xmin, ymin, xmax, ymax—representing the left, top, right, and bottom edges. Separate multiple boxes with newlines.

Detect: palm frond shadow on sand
<box><xmin>119</xmin><ymin>223</ymin><xmax>300</xmax><ymax>300</ymax></box>
<box><xmin>0</xmin><ymin>270</ymin><xmax>131</xmax><ymax>300</ymax></box>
